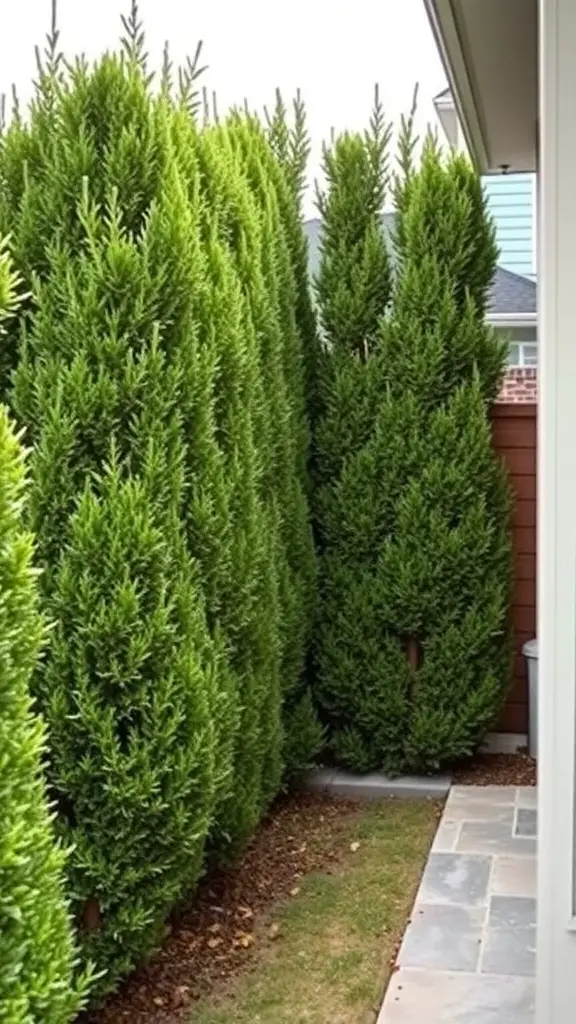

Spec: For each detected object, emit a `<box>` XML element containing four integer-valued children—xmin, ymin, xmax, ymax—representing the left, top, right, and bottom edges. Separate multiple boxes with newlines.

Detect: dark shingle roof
<box><xmin>303</xmin><ymin>216</ymin><xmax>536</xmax><ymax>318</ymax></box>
<box><xmin>487</xmin><ymin>265</ymin><xmax>536</xmax><ymax>315</ymax></box>
<box><xmin>433</xmin><ymin>86</ymin><xmax>453</xmax><ymax>103</ymax></box>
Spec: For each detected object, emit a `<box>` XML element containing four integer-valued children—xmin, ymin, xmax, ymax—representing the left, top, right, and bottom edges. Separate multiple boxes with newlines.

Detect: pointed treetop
<box><xmin>365</xmin><ymin>83</ymin><xmax>393</xmax><ymax>211</ymax></box>
<box><xmin>177</xmin><ymin>41</ymin><xmax>207</xmax><ymax>120</ymax></box>
<box><xmin>264</xmin><ymin>87</ymin><xmax>310</xmax><ymax>206</ymax></box>
<box><xmin>11</xmin><ymin>85</ymin><xmax>21</xmax><ymax>125</ymax></box>
<box><xmin>395</xmin><ymin>83</ymin><xmax>420</xmax><ymax>189</ymax></box>
<box><xmin>120</xmin><ymin>1</ymin><xmax>148</xmax><ymax>70</ymax></box>
<box><xmin>160</xmin><ymin>41</ymin><xmax>173</xmax><ymax>98</ymax></box>
<box><xmin>33</xmin><ymin>0</ymin><xmax>63</xmax><ymax>107</ymax></box>
<box><xmin>202</xmin><ymin>85</ymin><xmax>210</xmax><ymax>124</ymax></box>
<box><xmin>393</xmin><ymin>81</ymin><xmax>420</xmax><ymax>245</ymax></box>
<box><xmin>288</xmin><ymin>89</ymin><xmax>310</xmax><ymax>205</ymax></box>
<box><xmin>265</xmin><ymin>89</ymin><xmax>289</xmax><ymax>165</ymax></box>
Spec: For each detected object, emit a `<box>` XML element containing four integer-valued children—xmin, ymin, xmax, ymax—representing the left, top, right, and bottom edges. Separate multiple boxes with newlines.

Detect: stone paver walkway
<box><xmin>378</xmin><ymin>785</ymin><xmax>537</xmax><ymax>1023</ymax></box>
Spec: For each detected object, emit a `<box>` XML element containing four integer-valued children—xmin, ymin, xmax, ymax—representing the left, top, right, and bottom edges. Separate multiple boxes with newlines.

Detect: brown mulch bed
<box><xmin>452</xmin><ymin>752</ymin><xmax>536</xmax><ymax>787</ymax></box>
<box><xmin>81</xmin><ymin>793</ymin><xmax>360</xmax><ymax>1024</ymax></box>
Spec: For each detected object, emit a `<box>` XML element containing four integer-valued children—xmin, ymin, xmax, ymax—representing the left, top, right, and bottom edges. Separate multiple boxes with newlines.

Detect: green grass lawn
<box><xmin>190</xmin><ymin>799</ymin><xmax>440</xmax><ymax>1024</ymax></box>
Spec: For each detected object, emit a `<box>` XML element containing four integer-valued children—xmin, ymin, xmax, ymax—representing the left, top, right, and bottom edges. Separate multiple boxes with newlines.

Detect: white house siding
<box><xmin>538</xmin><ymin>0</ymin><xmax>576</xmax><ymax>1017</ymax></box>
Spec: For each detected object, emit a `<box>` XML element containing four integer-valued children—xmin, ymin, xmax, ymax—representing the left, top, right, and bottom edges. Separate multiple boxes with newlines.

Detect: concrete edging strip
<box><xmin>303</xmin><ymin>767</ymin><xmax>452</xmax><ymax>801</ymax></box>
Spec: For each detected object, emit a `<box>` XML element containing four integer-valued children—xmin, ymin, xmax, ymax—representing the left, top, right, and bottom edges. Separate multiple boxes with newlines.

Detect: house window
<box><xmin>508</xmin><ymin>341</ymin><xmax>538</xmax><ymax>367</ymax></box>
<box><xmin>501</xmin><ymin>327</ymin><xmax>538</xmax><ymax>368</ymax></box>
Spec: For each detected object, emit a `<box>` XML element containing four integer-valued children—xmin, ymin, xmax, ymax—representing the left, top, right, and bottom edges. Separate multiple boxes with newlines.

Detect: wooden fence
<box><xmin>491</xmin><ymin>403</ymin><xmax>537</xmax><ymax>735</ymax></box>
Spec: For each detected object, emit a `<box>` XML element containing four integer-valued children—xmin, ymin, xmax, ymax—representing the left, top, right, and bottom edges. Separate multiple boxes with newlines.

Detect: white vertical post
<box><xmin>538</xmin><ymin>0</ymin><xmax>576</xmax><ymax>1017</ymax></box>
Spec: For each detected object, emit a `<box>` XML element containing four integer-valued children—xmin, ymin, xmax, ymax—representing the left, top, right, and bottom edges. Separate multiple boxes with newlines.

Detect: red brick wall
<box><xmin>497</xmin><ymin>367</ymin><xmax>537</xmax><ymax>405</ymax></box>
<box><xmin>491</xmin><ymin>400</ymin><xmax>537</xmax><ymax>734</ymax></box>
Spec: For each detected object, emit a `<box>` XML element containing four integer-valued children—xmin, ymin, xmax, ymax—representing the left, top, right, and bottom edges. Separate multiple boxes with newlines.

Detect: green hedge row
<box><xmin>0</xmin><ymin>13</ymin><xmax>319</xmax><ymax>1003</ymax></box>
<box><xmin>0</xmin><ymin>13</ymin><xmax>515</xmax><ymax>1013</ymax></box>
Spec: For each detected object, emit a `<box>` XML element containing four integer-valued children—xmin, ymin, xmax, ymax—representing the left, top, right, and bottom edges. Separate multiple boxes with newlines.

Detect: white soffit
<box><xmin>424</xmin><ymin>0</ymin><xmax>538</xmax><ymax>173</ymax></box>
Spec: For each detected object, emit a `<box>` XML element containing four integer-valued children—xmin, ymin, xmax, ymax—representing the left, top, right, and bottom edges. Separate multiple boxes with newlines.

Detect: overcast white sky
<box><xmin>0</xmin><ymin>0</ymin><xmax>447</xmax><ymax>216</ymax></box>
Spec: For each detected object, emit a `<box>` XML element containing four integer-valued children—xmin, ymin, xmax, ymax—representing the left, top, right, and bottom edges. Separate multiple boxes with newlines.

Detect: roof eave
<box><xmin>487</xmin><ymin>313</ymin><xmax>538</xmax><ymax>327</ymax></box>
<box><xmin>423</xmin><ymin>0</ymin><xmax>491</xmax><ymax>171</ymax></box>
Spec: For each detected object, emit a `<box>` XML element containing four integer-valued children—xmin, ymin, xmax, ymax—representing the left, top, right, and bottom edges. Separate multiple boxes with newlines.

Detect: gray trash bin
<box><xmin>522</xmin><ymin>638</ymin><xmax>538</xmax><ymax>759</ymax></box>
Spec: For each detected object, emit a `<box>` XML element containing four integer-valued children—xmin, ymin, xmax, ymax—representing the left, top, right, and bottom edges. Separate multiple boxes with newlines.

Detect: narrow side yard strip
<box><xmin>191</xmin><ymin>799</ymin><xmax>440</xmax><ymax>1024</ymax></box>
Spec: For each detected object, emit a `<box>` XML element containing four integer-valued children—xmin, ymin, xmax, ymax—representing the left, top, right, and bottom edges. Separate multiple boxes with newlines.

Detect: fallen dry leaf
<box><xmin>207</xmin><ymin>937</ymin><xmax>223</xmax><ymax>950</ymax></box>
<box><xmin>208</xmin><ymin>922</ymin><xmax>221</xmax><ymax>934</ymax></box>
<box><xmin>290</xmin><ymin>887</ymin><xmax>300</xmax><ymax>897</ymax></box>
<box><xmin>236</xmin><ymin>932</ymin><xmax>255</xmax><ymax>949</ymax></box>
<box><xmin>350</xmin><ymin>841</ymin><xmax>361</xmax><ymax>853</ymax></box>
<box><xmin>172</xmin><ymin>986</ymin><xmax>190</xmax><ymax>1008</ymax></box>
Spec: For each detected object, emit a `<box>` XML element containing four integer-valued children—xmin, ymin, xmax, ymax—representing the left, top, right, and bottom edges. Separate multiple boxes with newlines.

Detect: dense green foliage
<box><xmin>312</xmin><ymin>101</ymin><xmax>394</xmax><ymax>768</ymax></box>
<box><xmin>0</xmin><ymin>240</ymin><xmax>87</xmax><ymax>1022</ymax></box>
<box><xmin>0</xmin><ymin>10</ymin><xmax>316</xmax><ymax>997</ymax></box>
<box><xmin>314</xmin><ymin>124</ymin><xmax>513</xmax><ymax>773</ymax></box>
<box><xmin>267</xmin><ymin>90</ymin><xmax>324</xmax><ymax>432</ymax></box>
<box><xmin>189</xmin><ymin>112</ymin><xmax>322</xmax><ymax>782</ymax></box>
<box><xmin>229</xmin><ymin>113</ymin><xmax>321</xmax><ymax>775</ymax></box>
<box><xmin>1</xmin><ymin>56</ymin><xmax>221</xmax><ymax>991</ymax></box>
<box><xmin>168</xmin><ymin>109</ymin><xmax>286</xmax><ymax>845</ymax></box>
<box><xmin>0</xmin><ymin>0</ymin><xmax>514</xmax><ymax>1001</ymax></box>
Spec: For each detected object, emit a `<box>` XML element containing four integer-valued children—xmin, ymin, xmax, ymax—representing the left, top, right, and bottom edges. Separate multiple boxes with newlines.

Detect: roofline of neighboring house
<box><xmin>433</xmin><ymin>91</ymin><xmax>455</xmax><ymax>110</ymax></box>
<box><xmin>487</xmin><ymin>313</ymin><xmax>537</xmax><ymax>328</ymax></box>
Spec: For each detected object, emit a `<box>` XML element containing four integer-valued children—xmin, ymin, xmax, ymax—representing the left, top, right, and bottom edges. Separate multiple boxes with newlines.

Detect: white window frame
<box><xmin>508</xmin><ymin>339</ymin><xmax>538</xmax><ymax>367</ymax></box>
<box><xmin>490</xmin><ymin>316</ymin><xmax>538</xmax><ymax>367</ymax></box>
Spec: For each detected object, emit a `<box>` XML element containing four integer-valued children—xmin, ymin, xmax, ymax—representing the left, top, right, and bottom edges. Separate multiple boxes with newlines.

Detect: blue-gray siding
<box><xmin>483</xmin><ymin>173</ymin><xmax>535</xmax><ymax>279</ymax></box>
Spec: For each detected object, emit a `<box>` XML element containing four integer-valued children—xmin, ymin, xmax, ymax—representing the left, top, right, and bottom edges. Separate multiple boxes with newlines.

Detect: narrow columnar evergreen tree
<box><xmin>161</xmin><ymin>106</ymin><xmax>285</xmax><ymax>845</ymax></box>
<box><xmin>379</xmin><ymin>133</ymin><xmax>512</xmax><ymax>769</ymax></box>
<box><xmin>0</xmin><ymin>34</ymin><xmax>222</xmax><ymax>994</ymax></box>
<box><xmin>314</xmin><ymin>124</ymin><xmax>512</xmax><ymax>773</ymax></box>
<box><xmin>251</xmin><ymin>108</ymin><xmax>324</xmax><ymax>774</ymax></box>
<box><xmin>0</xmin><ymin>239</ymin><xmax>88</xmax><ymax>1022</ymax></box>
<box><xmin>186</xmin><ymin>121</ymin><xmax>293</xmax><ymax>787</ymax></box>
<box><xmin>225</xmin><ymin>113</ymin><xmax>322</xmax><ymax>778</ymax></box>
<box><xmin>266</xmin><ymin>90</ymin><xmax>324</xmax><ymax>431</ymax></box>
<box><xmin>312</xmin><ymin>95</ymin><xmax>395</xmax><ymax>769</ymax></box>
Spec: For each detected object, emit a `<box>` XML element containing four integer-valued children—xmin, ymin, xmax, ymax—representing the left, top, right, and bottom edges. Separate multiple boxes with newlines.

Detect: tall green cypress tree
<box><xmin>312</xmin><ymin>98</ymin><xmax>395</xmax><ymax>770</ymax></box>
<box><xmin>0</xmin><ymin>239</ymin><xmax>88</xmax><ymax>1022</ymax></box>
<box><xmin>379</xmin><ymin>134</ymin><xmax>512</xmax><ymax>769</ymax></box>
<box><xmin>159</xmin><ymin>106</ymin><xmax>285</xmax><ymax>845</ymax></box>
<box><xmin>314</xmin><ymin>128</ymin><xmax>512</xmax><ymax>773</ymax></box>
<box><xmin>1</xmin><ymin>37</ymin><xmax>222</xmax><ymax>993</ymax></box>
<box><xmin>224</xmin><ymin>114</ymin><xmax>322</xmax><ymax>778</ymax></box>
